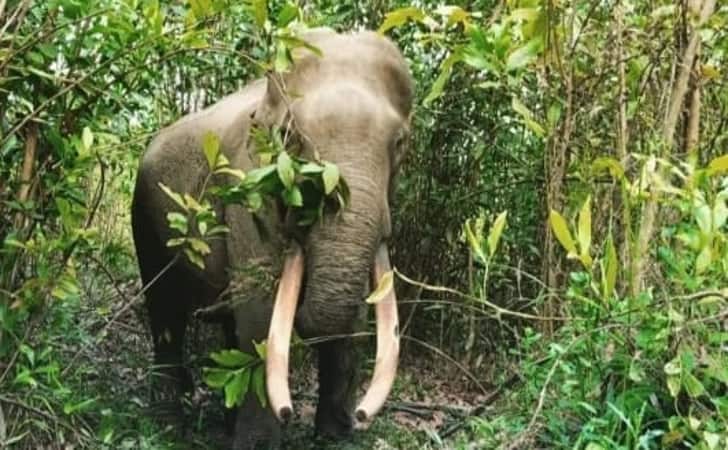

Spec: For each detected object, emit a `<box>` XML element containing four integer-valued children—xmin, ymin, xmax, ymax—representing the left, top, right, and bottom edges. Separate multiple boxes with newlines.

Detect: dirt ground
<box><xmin>68</xmin><ymin>276</ymin><xmax>492</xmax><ymax>450</ymax></box>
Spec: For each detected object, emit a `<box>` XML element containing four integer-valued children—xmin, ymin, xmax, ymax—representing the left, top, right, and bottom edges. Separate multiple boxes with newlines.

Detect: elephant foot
<box><xmin>147</xmin><ymin>399</ymin><xmax>185</xmax><ymax>429</ymax></box>
<box><xmin>232</xmin><ymin>399</ymin><xmax>281</xmax><ymax>450</ymax></box>
<box><xmin>314</xmin><ymin>404</ymin><xmax>354</xmax><ymax>440</ymax></box>
<box><xmin>232</xmin><ymin>434</ymin><xmax>280</xmax><ymax>450</ymax></box>
<box><xmin>147</xmin><ymin>364</ymin><xmax>193</xmax><ymax>431</ymax></box>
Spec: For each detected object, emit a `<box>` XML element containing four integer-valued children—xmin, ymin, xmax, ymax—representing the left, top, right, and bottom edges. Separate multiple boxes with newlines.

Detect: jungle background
<box><xmin>1</xmin><ymin>0</ymin><xmax>727</xmax><ymax>448</ymax></box>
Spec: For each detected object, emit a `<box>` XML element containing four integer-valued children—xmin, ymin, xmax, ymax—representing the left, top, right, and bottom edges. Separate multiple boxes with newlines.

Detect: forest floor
<box><xmin>48</xmin><ymin>268</ymin><xmax>495</xmax><ymax>450</ymax></box>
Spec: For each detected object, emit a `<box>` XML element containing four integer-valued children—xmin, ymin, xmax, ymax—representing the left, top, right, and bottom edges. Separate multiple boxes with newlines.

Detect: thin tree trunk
<box><xmin>684</xmin><ymin>43</ymin><xmax>701</xmax><ymax>161</ymax></box>
<box><xmin>14</xmin><ymin>123</ymin><xmax>39</xmax><ymax>230</ymax></box>
<box><xmin>630</xmin><ymin>0</ymin><xmax>715</xmax><ymax>296</ymax></box>
<box><xmin>541</xmin><ymin>0</ymin><xmax>574</xmax><ymax>334</ymax></box>
<box><xmin>615</xmin><ymin>0</ymin><xmax>632</xmax><ymax>294</ymax></box>
<box><xmin>542</xmin><ymin>80</ymin><xmax>572</xmax><ymax>333</ymax></box>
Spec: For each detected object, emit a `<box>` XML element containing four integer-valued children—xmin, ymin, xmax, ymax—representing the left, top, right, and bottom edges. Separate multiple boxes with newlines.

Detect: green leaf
<box><xmin>215</xmin><ymin>167</ymin><xmax>246</xmax><ymax>179</ymax></box>
<box><xmin>188</xmin><ymin>238</ymin><xmax>211</xmax><ymax>255</ymax></box>
<box><xmin>424</xmin><ymin>50</ymin><xmax>462</xmax><ymax>105</ymax></box>
<box><xmin>549</xmin><ymin>210</ymin><xmax>577</xmax><ymax>256</ymax></box>
<box><xmin>211</xmin><ymin>349</ymin><xmax>256</xmax><ymax>368</ymax></box>
<box><xmin>299</xmin><ymin>162</ymin><xmax>324</xmax><ymax>174</ymax></box>
<box><xmin>664</xmin><ymin>358</ymin><xmax>681</xmax><ymax>375</ymax></box>
<box><xmin>189</xmin><ymin>0</ymin><xmax>212</xmax><ymax>18</ymax></box>
<box><xmin>695</xmin><ymin>245</ymin><xmax>712</xmax><ymax>274</ymax></box>
<box><xmin>378</xmin><ymin>7</ymin><xmax>426</xmax><ymax>34</ymax></box>
<box><xmin>487</xmin><ymin>211</ymin><xmax>508</xmax><ymax>257</ymax></box>
<box><xmin>276</xmin><ymin>3</ymin><xmax>298</xmax><ymax>27</ymax></box>
<box><xmin>651</xmin><ymin>4</ymin><xmax>676</xmax><ymax>19</ymax></box>
<box><xmin>510</xmin><ymin>8</ymin><xmax>540</xmax><ymax>22</ymax></box>
<box><xmin>703</xmin><ymin>432</ymin><xmax>720</xmax><ymax>450</ymax></box>
<box><xmin>464</xmin><ymin>218</ymin><xmax>486</xmax><ymax>263</ymax></box>
<box><xmin>547</xmin><ymin>103</ymin><xmax>562</xmax><ymax>129</ymax></box>
<box><xmin>276</xmin><ymin>151</ymin><xmax>295</xmax><ymax>189</ymax></box>
<box><xmin>245</xmin><ymin>164</ymin><xmax>277</xmax><ymax>185</ymax></box>
<box><xmin>506</xmin><ymin>37</ymin><xmax>543</xmax><ymax>71</ymax></box>
<box><xmin>283</xmin><ymin>186</ymin><xmax>303</xmax><ymax>207</ymax></box>
<box><xmin>577</xmin><ymin>196</ymin><xmax>592</xmax><ymax>267</ymax></box>
<box><xmin>158</xmin><ymin>183</ymin><xmax>188</xmax><ymax>211</ymax></box>
<box><xmin>252</xmin><ymin>365</ymin><xmax>267</xmax><ymax>407</ymax></box>
<box><xmin>246</xmin><ymin>192</ymin><xmax>263</xmax><ymax>210</ymax></box>
<box><xmin>694</xmin><ymin>203</ymin><xmax>712</xmax><ymax>234</ymax></box>
<box><xmin>247</xmin><ymin>0</ymin><xmax>268</xmax><ymax>28</ymax></box>
<box><xmin>434</xmin><ymin>5</ymin><xmax>469</xmax><ymax>26</ymax></box>
<box><xmin>183</xmin><ymin>194</ymin><xmax>204</xmax><ymax>213</ymax></box>
<box><xmin>628</xmin><ymin>360</ymin><xmax>645</xmax><ymax>382</ymax></box>
<box><xmin>224</xmin><ymin>369</ymin><xmax>250</xmax><ymax>408</ymax></box>
<box><xmin>276</xmin><ymin>34</ymin><xmax>323</xmax><ymax>58</ymax></box>
<box><xmin>604</xmin><ymin>234</ymin><xmax>617</xmax><ymax>300</ymax></box>
<box><xmin>63</xmin><ymin>398</ymin><xmax>96</xmax><ymax>415</ymax></box>
<box><xmin>203</xmin><ymin>131</ymin><xmax>220</xmax><ymax>169</ymax></box>
<box><xmin>684</xmin><ymin>373</ymin><xmax>705</xmax><ymax>398</ymax></box>
<box><xmin>274</xmin><ymin>40</ymin><xmax>292</xmax><ymax>72</ymax></box>
<box><xmin>365</xmin><ymin>270</ymin><xmax>394</xmax><ymax>304</ymax></box>
<box><xmin>184</xmin><ymin>248</ymin><xmax>206</xmax><ymax>269</ymax></box>
<box><xmin>667</xmin><ymin>375</ymin><xmax>681</xmax><ymax>397</ymax></box>
<box><xmin>322</xmin><ymin>162</ymin><xmax>339</xmax><ymax>195</ymax></box>
<box><xmin>707</xmin><ymin>154</ymin><xmax>728</xmax><ymax>175</ymax></box>
<box><xmin>203</xmin><ymin>367</ymin><xmax>233</xmax><ymax>388</ymax></box>
<box><xmin>166</xmin><ymin>212</ymin><xmax>188</xmax><ymax>234</ymax></box>
<box><xmin>591</xmin><ymin>157</ymin><xmax>625</xmax><ymax>180</ymax></box>
<box><xmin>512</xmin><ymin>97</ymin><xmax>545</xmax><ymax>136</ymax></box>
<box><xmin>166</xmin><ymin>237</ymin><xmax>187</xmax><ymax>247</ymax></box>
<box><xmin>713</xmin><ymin>196</ymin><xmax>728</xmax><ymax>230</ymax></box>
<box><xmin>207</xmin><ymin>225</ymin><xmax>230</xmax><ymax>236</ymax></box>
<box><xmin>253</xmin><ymin>340</ymin><xmax>267</xmax><ymax>359</ymax></box>
<box><xmin>82</xmin><ymin>127</ymin><xmax>93</xmax><ymax>151</ymax></box>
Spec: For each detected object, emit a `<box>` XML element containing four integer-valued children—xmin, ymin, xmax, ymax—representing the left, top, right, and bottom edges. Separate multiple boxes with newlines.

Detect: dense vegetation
<box><xmin>1</xmin><ymin>0</ymin><xmax>726</xmax><ymax>448</ymax></box>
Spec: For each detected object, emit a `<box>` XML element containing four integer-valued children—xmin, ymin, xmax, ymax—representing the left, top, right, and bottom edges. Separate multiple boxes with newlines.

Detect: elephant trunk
<box><xmin>296</xmin><ymin>210</ymin><xmax>379</xmax><ymax>338</ymax></box>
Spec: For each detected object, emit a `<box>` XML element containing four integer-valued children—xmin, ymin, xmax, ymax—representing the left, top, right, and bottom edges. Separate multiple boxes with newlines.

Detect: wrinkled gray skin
<box><xmin>131</xmin><ymin>30</ymin><xmax>413</xmax><ymax>449</ymax></box>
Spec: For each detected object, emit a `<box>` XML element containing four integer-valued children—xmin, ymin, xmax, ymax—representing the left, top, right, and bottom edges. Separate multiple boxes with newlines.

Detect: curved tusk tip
<box><xmin>277</xmin><ymin>406</ymin><xmax>293</xmax><ymax>424</ymax></box>
<box><xmin>355</xmin><ymin>408</ymin><xmax>368</xmax><ymax>423</ymax></box>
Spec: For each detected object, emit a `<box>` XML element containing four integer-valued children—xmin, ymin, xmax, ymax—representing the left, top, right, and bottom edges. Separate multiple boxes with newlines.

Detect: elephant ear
<box><xmin>391</xmin><ymin>122</ymin><xmax>411</xmax><ymax>174</ymax></box>
<box><xmin>252</xmin><ymin>72</ymin><xmax>289</xmax><ymax>128</ymax></box>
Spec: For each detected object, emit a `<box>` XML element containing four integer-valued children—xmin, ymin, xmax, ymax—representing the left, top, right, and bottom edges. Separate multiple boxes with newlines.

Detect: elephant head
<box><xmin>254</xmin><ymin>30</ymin><xmax>414</xmax><ymax>427</ymax></box>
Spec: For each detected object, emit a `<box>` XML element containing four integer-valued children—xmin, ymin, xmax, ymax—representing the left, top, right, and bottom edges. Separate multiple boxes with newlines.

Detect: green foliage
<box><xmin>210</xmin><ymin>126</ymin><xmax>350</xmax><ymax>225</ymax></box>
<box><xmin>157</xmin><ymin>126</ymin><xmax>349</xmax><ymax>270</ymax></box>
<box><xmin>464</xmin><ymin>155</ymin><xmax>728</xmax><ymax>449</ymax></box>
<box><xmin>203</xmin><ymin>345</ymin><xmax>267</xmax><ymax>408</ymax></box>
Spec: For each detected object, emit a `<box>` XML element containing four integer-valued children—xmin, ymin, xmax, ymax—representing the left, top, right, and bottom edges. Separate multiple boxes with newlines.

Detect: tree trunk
<box><xmin>684</xmin><ymin>43</ymin><xmax>701</xmax><ymax>161</ymax></box>
<box><xmin>14</xmin><ymin>123</ymin><xmax>39</xmax><ymax>231</ymax></box>
<box><xmin>615</xmin><ymin>0</ymin><xmax>632</xmax><ymax>294</ymax></box>
<box><xmin>541</xmin><ymin>1</ymin><xmax>574</xmax><ymax>334</ymax></box>
<box><xmin>629</xmin><ymin>0</ymin><xmax>715</xmax><ymax>296</ymax></box>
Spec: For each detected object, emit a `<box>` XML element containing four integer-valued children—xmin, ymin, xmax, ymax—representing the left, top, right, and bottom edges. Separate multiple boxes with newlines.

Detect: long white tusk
<box><xmin>265</xmin><ymin>242</ymin><xmax>304</xmax><ymax>423</ymax></box>
<box><xmin>355</xmin><ymin>243</ymin><xmax>400</xmax><ymax>422</ymax></box>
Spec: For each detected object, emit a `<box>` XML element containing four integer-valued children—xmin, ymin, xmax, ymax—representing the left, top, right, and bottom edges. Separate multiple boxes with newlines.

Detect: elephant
<box><xmin>130</xmin><ymin>29</ymin><xmax>413</xmax><ymax>449</ymax></box>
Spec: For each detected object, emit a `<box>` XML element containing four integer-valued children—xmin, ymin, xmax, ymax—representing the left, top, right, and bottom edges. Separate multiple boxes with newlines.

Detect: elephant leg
<box><xmin>314</xmin><ymin>338</ymin><xmax>360</xmax><ymax>438</ymax></box>
<box><xmin>144</xmin><ymin>270</ymin><xmax>193</xmax><ymax>421</ymax></box>
<box><xmin>232</xmin><ymin>297</ymin><xmax>281</xmax><ymax>450</ymax></box>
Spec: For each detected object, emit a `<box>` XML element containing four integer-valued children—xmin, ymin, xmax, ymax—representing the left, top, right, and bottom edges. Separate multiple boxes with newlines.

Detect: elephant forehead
<box><xmin>292</xmin><ymin>85</ymin><xmax>400</xmax><ymax>143</ymax></box>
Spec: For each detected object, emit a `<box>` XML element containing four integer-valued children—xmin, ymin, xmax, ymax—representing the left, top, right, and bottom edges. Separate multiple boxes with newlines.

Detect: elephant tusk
<box><xmin>266</xmin><ymin>242</ymin><xmax>304</xmax><ymax>423</ymax></box>
<box><xmin>355</xmin><ymin>243</ymin><xmax>400</xmax><ymax>423</ymax></box>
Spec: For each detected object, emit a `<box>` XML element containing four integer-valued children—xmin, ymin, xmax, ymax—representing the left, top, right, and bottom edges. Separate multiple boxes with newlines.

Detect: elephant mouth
<box><xmin>264</xmin><ymin>241</ymin><xmax>400</xmax><ymax>425</ymax></box>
